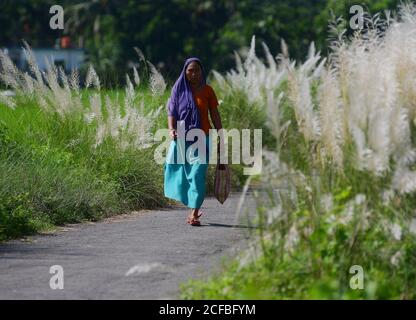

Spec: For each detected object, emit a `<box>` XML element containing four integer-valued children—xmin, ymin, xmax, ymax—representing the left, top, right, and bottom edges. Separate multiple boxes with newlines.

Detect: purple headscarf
<box><xmin>166</xmin><ymin>57</ymin><xmax>206</xmax><ymax>134</ymax></box>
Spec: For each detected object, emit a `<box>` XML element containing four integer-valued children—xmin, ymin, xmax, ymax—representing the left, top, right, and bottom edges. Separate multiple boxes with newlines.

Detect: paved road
<box><xmin>0</xmin><ymin>191</ymin><xmax>258</xmax><ymax>299</ymax></box>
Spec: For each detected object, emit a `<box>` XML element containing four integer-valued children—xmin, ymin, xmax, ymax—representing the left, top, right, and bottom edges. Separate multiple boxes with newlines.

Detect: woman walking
<box><xmin>164</xmin><ymin>57</ymin><xmax>224</xmax><ymax>226</ymax></box>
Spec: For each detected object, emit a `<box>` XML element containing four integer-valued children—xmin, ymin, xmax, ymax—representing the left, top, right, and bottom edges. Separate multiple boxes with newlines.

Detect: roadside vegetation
<box><xmin>181</xmin><ymin>2</ymin><xmax>416</xmax><ymax>299</ymax></box>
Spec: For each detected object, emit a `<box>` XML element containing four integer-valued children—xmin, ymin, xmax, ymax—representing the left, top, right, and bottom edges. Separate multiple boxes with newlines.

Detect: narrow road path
<box><xmin>0</xmin><ymin>191</ymin><xmax>258</xmax><ymax>299</ymax></box>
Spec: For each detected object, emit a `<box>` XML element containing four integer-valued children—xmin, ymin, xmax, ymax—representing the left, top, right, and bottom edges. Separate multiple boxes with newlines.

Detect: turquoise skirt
<box><xmin>164</xmin><ymin>136</ymin><xmax>211</xmax><ymax>209</ymax></box>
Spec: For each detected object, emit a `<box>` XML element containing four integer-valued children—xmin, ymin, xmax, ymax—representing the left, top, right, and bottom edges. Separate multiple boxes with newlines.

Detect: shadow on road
<box><xmin>202</xmin><ymin>222</ymin><xmax>258</xmax><ymax>229</ymax></box>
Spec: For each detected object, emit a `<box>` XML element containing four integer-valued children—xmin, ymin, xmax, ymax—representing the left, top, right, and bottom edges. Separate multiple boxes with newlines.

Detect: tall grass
<box><xmin>0</xmin><ymin>44</ymin><xmax>170</xmax><ymax>241</ymax></box>
<box><xmin>0</xmin><ymin>39</ymin><xmax>259</xmax><ymax>241</ymax></box>
<box><xmin>182</xmin><ymin>2</ymin><xmax>416</xmax><ymax>299</ymax></box>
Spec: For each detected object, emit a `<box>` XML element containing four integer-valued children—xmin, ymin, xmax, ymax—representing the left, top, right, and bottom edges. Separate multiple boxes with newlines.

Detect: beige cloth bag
<box><xmin>214</xmin><ymin>141</ymin><xmax>231</xmax><ymax>204</ymax></box>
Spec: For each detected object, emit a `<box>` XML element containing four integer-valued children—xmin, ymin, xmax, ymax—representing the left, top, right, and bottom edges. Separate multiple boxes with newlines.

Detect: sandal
<box><xmin>187</xmin><ymin>211</ymin><xmax>203</xmax><ymax>226</ymax></box>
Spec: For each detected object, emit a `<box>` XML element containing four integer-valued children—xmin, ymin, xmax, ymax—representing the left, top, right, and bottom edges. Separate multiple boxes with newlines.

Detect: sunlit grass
<box><xmin>181</xmin><ymin>2</ymin><xmax>416</xmax><ymax>299</ymax></box>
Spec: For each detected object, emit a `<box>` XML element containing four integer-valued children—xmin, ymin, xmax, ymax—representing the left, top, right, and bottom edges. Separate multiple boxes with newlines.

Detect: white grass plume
<box><xmin>147</xmin><ymin>61</ymin><xmax>166</xmax><ymax>96</ymax></box>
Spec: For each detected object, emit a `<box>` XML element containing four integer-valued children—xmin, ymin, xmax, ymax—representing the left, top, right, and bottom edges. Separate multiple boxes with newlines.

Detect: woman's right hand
<box><xmin>169</xmin><ymin>128</ymin><xmax>177</xmax><ymax>140</ymax></box>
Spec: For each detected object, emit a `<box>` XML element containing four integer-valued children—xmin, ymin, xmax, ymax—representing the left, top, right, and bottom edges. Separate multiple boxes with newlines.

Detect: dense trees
<box><xmin>0</xmin><ymin>0</ymin><xmax>400</xmax><ymax>86</ymax></box>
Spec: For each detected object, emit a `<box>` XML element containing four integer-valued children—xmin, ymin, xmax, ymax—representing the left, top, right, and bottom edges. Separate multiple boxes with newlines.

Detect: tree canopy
<box><xmin>0</xmin><ymin>0</ymin><xmax>401</xmax><ymax>86</ymax></box>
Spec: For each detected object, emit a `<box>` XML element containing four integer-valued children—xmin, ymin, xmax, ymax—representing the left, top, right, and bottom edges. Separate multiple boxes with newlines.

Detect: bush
<box><xmin>0</xmin><ymin>193</ymin><xmax>37</xmax><ymax>241</ymax></box>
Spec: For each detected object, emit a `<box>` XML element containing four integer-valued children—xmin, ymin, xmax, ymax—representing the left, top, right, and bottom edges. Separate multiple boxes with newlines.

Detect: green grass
<box><xmin>0</xmin><ymin>83</ymin><xmax>263</xmax><ymax>241</ymax></box>
<box><xmin>180</xmin><ymin>81</ymin><xmax>416</xmax><ymax>300</ymax></box>
<box><xmin>181</xmin><ymin>174</ymin><xmax>416</xmax><ymax>300</ymax></box>
<box><xmin>0</xmin><ymin>89</ymin><xmax>169</xmax><ymax>241</ymax></box>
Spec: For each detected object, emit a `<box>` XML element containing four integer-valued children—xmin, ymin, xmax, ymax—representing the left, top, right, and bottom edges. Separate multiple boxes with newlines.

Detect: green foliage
<box><xmin>181</xmin><ymin>186</ymin><xmax>416</xmax><ymax>299</ymax></box>
<box><xmin>0</xmin><ymin>94</ymin><xmax>169</xmax><ymax>241</ymax></box>
<box><xmin>0</xmin><ymin>0</ymin><xmax>402</xmax><ymax>86</ymax></box>
<box><xmin>0</xmin><ymin>192</ymin><xmax>37</xmax><ymax>241</ymax></box>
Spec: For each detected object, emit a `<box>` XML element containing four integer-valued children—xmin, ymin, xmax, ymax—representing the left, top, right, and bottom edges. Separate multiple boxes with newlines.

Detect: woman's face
<box><xmin>185</xmin><ymin>61</ymin><xmax>202</xmax><ymax>86</ymax></box>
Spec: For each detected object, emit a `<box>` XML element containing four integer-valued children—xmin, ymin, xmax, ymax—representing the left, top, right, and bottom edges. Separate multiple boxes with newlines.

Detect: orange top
<box><xmin>192</xmin><ymin>84</ymin><xmax>219</xmax><ymax>135</ymax></box>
